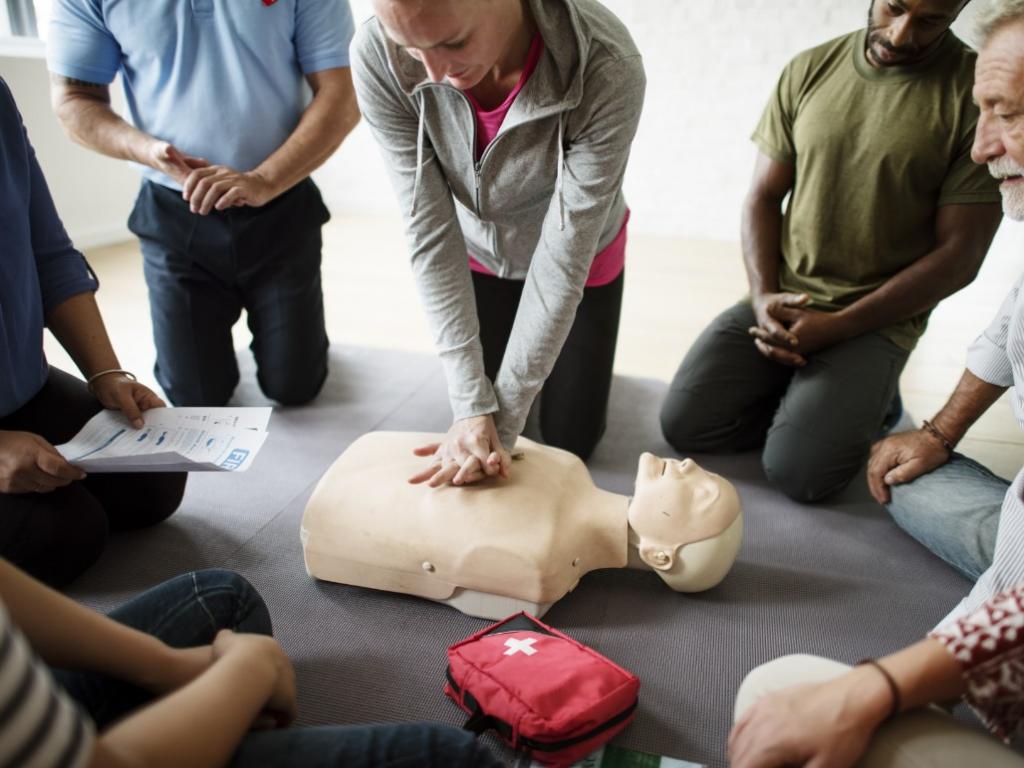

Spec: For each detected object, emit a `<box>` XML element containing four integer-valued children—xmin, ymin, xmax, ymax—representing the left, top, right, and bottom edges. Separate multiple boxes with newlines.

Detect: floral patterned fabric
<box><xmin>930</xmin><ymin>584</ymin><xmax>1024</xmax><ymax>741</ymax></box>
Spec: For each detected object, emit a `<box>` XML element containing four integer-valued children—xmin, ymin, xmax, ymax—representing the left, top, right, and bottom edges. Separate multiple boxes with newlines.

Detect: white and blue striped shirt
<box><xmin>0</xmin><ymin>600</ymin><xmax>93</xmax><ymax>768</ymax></box>
<box><xmin>941</xmin><ymin>273</ymin><xmax>1024</xmax><ymax>626</ymax></box>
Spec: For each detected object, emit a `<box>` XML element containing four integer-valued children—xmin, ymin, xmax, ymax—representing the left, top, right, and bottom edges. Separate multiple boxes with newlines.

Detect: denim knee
<box><xmin>191</xmin><ymin>569</ymin><xmax>273</xmax><ymax>636</ymax></box>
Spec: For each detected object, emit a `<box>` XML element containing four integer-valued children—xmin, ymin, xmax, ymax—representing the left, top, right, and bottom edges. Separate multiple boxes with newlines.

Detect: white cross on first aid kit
<box><xmin>503</xmin><ymin>637</ymin><xmax>538</xmax><ymax>656</ymax></box>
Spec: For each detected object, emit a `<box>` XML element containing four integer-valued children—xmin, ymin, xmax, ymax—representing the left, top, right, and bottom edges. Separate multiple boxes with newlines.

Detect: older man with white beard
<box><xmin>867</xmin><ymin>0</ymin><xmax>1024</xmax><ymax>591</ymax></box>
<box><xmin>727</xmin><ymin>12</ymin><xmax>1024</xmax><ymax>767</ymax></box>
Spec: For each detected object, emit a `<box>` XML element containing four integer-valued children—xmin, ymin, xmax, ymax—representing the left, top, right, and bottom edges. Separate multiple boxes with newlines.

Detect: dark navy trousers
<box><xmin>129</xmin><ymin>179</ymin><xmax>330</xmax><ymax>407</ymax></box>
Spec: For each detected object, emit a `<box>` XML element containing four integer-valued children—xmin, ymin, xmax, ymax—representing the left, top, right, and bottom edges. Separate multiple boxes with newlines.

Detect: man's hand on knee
<box><xmin>867</xmin><ymin>430</ymin><xmax>950</xmax><ymax>503</ymax></box>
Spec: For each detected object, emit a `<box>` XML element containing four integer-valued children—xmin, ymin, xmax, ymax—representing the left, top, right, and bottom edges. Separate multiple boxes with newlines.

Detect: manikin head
<box><xmin>627</xmin><ymin>453</ymin><xmax>743</xmax><ymax>593</ymax></box>
<box><xmin>864</xmin><ymin>0</ymin><xmax>968</xmax><ymax>68</ymax></box>
<box><xmin>372</xmin><ymin>0</ymin><xmax>528</xmax><ymax>89</ymax></box>
<box><xmin>971</xmin><ymin>3</ymin><xmax>1024</xmax><ymax>220</ymax></box>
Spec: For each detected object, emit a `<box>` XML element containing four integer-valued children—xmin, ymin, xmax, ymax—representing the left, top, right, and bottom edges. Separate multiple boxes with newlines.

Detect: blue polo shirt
<box><xmin>0</xmin><ymin>78</ymin><xmax>98</xmax><ymax>418</ymax></box>
<box><xmin>46</xmin><ymin>0</ymin><xmax>355</xmax><ymax>190</ymax></box>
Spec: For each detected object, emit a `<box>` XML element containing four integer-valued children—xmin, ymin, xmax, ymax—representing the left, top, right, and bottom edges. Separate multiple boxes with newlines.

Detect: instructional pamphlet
<box><xmin>56</xmin><ymin>407</ymin><xmax>271</xmax><ymax>473</ymax></box>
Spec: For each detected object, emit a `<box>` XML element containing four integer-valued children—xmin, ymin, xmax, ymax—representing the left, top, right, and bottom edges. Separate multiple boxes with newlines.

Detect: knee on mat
<box><xmin>884</xmin><ymin>483</ymin><xmax>933</xmax><ymax>533</ymax></box>
<box><xmin>540</xmin><ymin>421</ymin><xmax>605</xmax><ymax>462</ymax></box>
<box><xmin>107</xmin><ymin>473</ymin><xmax>186</xmax><ymax>530</ymax></box>
<box><xmin>659</xmin><ymin>390</ymin><xmax>723</xmax><ymax>453</ymax></box>
<box><xmin>258</xmin><ymin>363</ymin><xmax>327</xmax><ymax>407</ymax></box>
<box><xmin>762</xmin><ymin>446</ymin><xmax>855</xmax><ymax>503</ymax></box>
<box><xmin>22</xmin><ymin>498</ymin><xmax>109</xmax><ymax>588</ymax></box>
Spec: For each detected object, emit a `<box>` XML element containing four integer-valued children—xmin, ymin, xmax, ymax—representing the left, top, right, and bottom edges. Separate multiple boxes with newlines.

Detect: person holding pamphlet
<box><xmin>0</xmin><ymin>77</ymin><xmax>185</xmax><ymax>588</ymax></box>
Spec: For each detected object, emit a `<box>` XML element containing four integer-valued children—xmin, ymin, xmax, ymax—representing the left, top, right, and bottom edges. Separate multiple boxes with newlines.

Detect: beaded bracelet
<box><xmin>921</xmin><ymin>419</ymin><xmax>955</xmax><ymax>453</ymax></box>
<box><xmin>856</xmin><ymin>658</ymin><xmax>902</xmax><ymax>721</ymax></box>
<box><xmin>86</xmin><ymin>368</ymin><xmax>137</xmax><ymax>394</ymax></box>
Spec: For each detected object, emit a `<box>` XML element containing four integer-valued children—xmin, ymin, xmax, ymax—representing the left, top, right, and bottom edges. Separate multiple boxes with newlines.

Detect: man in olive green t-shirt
<box><xmin>660</xmin><ymin>0</ymin><xmax>1002</xmax><ymax>503</ymax></box>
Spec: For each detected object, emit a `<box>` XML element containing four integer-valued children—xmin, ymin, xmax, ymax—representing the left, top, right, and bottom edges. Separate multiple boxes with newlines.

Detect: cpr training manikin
<box><xmin>301</xmin><ymin>432</ymin><xmax>743</xmax><ymax>619</ymax></box>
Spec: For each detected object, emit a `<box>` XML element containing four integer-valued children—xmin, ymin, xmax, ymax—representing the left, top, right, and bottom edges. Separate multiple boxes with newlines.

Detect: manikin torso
<box><xmin>301</xmin><ymin>432</ymin><xmax>743</xmax><ymax>619</ymax></box>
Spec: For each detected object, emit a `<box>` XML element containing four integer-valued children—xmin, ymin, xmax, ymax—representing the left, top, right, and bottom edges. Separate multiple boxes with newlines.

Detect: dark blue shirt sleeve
<box><xmin>2</xmin><ymin>80</ymin><xmax>99</xmax><ymax>313</ymax></box>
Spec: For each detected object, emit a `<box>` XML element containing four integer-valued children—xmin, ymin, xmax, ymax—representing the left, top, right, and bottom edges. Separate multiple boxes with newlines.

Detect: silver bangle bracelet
<box><xmin>86</xmin><ymin>368</ymin><xmax>137</xmax><ymax>394</ymax></box>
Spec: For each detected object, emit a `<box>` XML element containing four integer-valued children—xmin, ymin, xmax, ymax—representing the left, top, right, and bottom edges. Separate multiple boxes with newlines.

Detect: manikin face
<box><xmin>864</xmin><ymin>0</ymin><xmax>964</xmax><ymax>68</ymax></box>
<box><xmin>971</xmin><ymin>20</ymin><xmax>1024</xmax><ymax>221</ymax></box>
<box><xmin>373</xmin><ymin>0</ymin><xmax>519</xmax><ymax>90</ymax></box>
<box><xmin>628</xmin><ymin>454</ymin><xmax>742</xmax><ymax>592</ymax></box>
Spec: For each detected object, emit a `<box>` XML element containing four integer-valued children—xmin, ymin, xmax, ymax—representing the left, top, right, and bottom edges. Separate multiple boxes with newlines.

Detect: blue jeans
<box><xmin>56</xmin><ymin>570</ymin><xmax>500</xmax><ymax>768</ymax></box>
<box><xmin>887</xmin><ymin>453</ymin><xmax>1010</xmax><ymax>581</ymax></box>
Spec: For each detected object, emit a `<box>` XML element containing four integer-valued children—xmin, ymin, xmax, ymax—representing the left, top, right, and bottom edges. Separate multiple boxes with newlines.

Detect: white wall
<box><xmin>1</xmin><ymin>53</ymin><xmax>138</xmax><ymax>248</ymax></box>
<box><xmin>319</xmin><ymin>0</ymin><xmax>989</xmax><ymax>240</ymax></box>
<box><xmin>0</xmin><ymin>1</ymin><xmax>1000</xmax><ymax>246</ymax></box>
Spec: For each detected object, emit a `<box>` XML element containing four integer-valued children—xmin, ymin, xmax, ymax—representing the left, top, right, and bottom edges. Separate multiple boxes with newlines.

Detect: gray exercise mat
<box><xmin>68</xmin><ymin>346</ymin><xmax>976</xmax><ymax>767</ymax></box>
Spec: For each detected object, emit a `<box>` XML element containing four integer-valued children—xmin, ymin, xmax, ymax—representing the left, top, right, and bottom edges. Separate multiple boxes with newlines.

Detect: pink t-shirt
<box><xmin>465</xmin><ymin>33</ymin><xmax>627</xmax><ymax>288</ymax></box>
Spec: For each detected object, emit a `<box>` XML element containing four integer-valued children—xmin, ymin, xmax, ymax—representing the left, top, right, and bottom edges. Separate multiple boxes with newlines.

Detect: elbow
<box><xmin>949</xmin><ymin>248</ymin><xmax>986</xmax><ymax>294</ymax></box>
<box><xmin>50</xmin><ymin>93</ymin><xmax>86</xmax><ymax>145</ymax></box>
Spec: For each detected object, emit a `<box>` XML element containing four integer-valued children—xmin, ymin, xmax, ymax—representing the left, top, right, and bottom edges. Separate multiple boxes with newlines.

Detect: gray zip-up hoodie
<box><xmin>351</xmin><ymin>0</ymin><xmax>645</xmax><ymax>449</ymax></box>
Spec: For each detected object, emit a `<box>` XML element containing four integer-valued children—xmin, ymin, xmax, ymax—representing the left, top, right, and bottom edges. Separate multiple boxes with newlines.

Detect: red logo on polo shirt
<box><xmin>262</xmin><ymin>0</ymin><xmax>277</xmax><ymax>6</ymax></box>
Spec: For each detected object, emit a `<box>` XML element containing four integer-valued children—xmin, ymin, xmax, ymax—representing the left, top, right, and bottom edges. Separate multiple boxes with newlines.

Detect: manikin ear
<box><xmin>638</xmin><ymin>543</ymin><xmax>675</xmax><ymax>571</ymax></box>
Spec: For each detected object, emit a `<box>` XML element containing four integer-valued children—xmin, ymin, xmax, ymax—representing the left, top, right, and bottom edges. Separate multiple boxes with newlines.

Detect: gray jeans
<box><xmin>660</xmin><ymin>302</ymin><xmax>909</xmax><ymax>502</ymax></box>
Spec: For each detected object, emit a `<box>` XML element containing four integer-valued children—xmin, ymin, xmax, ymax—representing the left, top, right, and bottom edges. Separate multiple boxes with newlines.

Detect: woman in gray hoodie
<box><xmin>352</xmin><ymin>0</ymin><xmax>645</xmax><ymax>486</ymax></box>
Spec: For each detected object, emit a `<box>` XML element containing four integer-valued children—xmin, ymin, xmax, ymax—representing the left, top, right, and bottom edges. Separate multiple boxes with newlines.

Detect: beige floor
<box><xmin>44</xmin><ymin>214</ymin><xmax>1024</xmax><ymax>481</ymax></box>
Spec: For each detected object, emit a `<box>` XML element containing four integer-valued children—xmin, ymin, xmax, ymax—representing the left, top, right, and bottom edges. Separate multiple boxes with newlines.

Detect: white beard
<box><xmin>1001</xmin><ymin>180</ymin><xmax>1024</xmax><ymax>221</ymax></box>
<box><xmin>990</xmin><ymin>156</ymin><xmax>1024</xmax><ymax>221</ymax></box>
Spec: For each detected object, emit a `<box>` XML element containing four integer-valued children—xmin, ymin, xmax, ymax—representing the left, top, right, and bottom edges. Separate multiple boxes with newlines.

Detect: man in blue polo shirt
<box><xmin>47</xmin><ymin>0</ymin><xmax>359</xmax><ymax>407</ymax></box>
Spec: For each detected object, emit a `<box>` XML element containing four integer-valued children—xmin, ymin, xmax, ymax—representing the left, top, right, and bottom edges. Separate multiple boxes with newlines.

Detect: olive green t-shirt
<box><xmin>752</xmin><ymin>29</ymin><xmax>1001</xmax><ymax>351</ymax></box>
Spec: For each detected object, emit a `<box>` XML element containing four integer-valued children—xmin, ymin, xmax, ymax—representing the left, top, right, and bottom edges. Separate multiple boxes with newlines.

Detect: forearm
<box><xmin>0</xmin><ymin>560</ymin><xmax>170</xmax><ymax>685</ymax></box>
<box><xmin>93</xmin><ymin>650</ymin><xmax>274</xmax><ymax>768</ymax></box>
<box><xmin>929</xmin><ymin>369</ymin><xmax>1007</xmax><ymax>445</ymax></box>
<box><xmin>833</xmin><ymin>247</ymin><xmax>978</xmax><ymax>339</ymax></box>
<box><xmin>741</xmin><ymin>194</ymin><xmax>783</xmax><ymax>297</ymax></box>
<box><xmin>252</xmin><ymin>70</ymin><xmax>359</xmax><ymax>199</ymax></box>
<box><xmin>45</xmin><ymin>292</ymin><xmax>121</xmax><ymax>379</ymax></box>
<box><xmin>50</xmin><ymin>82</ymin><xmax>155</xmax><ymax>167</ymax></box>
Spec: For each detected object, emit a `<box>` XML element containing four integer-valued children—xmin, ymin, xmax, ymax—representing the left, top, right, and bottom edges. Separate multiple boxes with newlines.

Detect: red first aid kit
<box><xmin>444</xmin><ymin>612</ymin><xmax>640</xmax><ymax>766</ymax></box>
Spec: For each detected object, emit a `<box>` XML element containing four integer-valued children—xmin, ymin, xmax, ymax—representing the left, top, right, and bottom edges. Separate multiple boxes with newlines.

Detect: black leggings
<box><xmin>472</xmin><ymin>269</ymin><xmax>624</xmax><ymax>461</ymax></box>
<box><xmin>0</xmin><ymin>368</ymin><xmax>186</xmax><ymax>587</ymax></box>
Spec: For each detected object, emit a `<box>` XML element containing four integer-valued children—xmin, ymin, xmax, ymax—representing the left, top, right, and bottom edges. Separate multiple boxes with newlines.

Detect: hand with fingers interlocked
<box><xmin>748</xmin><ymin>292</ymin><xmax>849</xmax><ymax>366</ymax></box>
<box><xmin>408</xmin><ymin>414</ymin><xmax>511</xmax><ymax>487</ymax></box>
